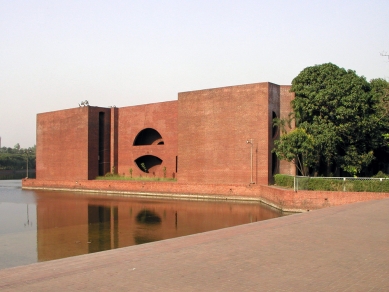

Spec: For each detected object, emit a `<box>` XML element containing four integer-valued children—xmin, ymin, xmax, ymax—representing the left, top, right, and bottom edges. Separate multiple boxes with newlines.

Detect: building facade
<box><xmin>36</xmin><ymin>82</ymin><xmax>295</xmax><ymax>185</ymax></box>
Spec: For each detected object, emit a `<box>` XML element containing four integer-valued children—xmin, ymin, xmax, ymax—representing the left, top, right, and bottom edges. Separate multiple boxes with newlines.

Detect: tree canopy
<box><xmin>273</xmin><ymin>128</ymin><xmax>315</xmax><ymax>176</ymax></box>
<box><xmin>0</xmin><ymin>145</ymin><xmax>36</xmax><ymax>170</ymax></box>
<box><xmin>274</xmin><ymin>63</ymin><xmax>389</xmax><ymax>177</ymax></box>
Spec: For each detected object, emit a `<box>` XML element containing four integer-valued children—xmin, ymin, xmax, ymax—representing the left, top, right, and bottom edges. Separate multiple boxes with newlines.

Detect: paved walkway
<box><xmin>1</xmin><ymin>199</ymin><xmax>389</xmax><ymax>291</ymax></box>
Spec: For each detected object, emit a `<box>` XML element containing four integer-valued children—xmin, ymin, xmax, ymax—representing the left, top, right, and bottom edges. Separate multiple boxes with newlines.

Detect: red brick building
<box><xmin>36</xmin><ymin>82</ymin><xmax>295</xmax><ymax>185</ymax></box>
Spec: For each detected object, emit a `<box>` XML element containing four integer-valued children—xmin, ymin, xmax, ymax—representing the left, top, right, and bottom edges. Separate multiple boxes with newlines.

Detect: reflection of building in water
<box><xmin>37</xmin><ymin>195</ymin><xmax>89</xmax><ymax>261</ymax></box>
<box><xmin>36</xmin><ymin>192</ymin><xmax>282</xmax><ymax>262</ymax></box>
<box><xmin>134</xmin><ymin>210</ymin><xmax>162</xmax><ymax>244</ymax></box>
<box><xmin>88</xmin><ymin>205</ymin><xmax>118</xmax><ymax>252</ymax></box>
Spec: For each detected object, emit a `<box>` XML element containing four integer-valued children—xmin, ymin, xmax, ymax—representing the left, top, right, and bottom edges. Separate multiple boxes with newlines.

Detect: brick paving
<box><xmin>0</xmin><ymin>198</ymin><xmax>388</xmax><ymax>291</ymax></box>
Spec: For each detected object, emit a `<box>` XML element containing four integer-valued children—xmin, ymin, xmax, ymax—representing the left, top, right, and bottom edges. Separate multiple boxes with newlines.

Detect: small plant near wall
<box><xmin>96</xmin><ymin>175</ymin><xmax>177</xmax><ymax>181</ymax></box>
<box><xmin>140</xmin><ymin>163</ymin><xmax>147</xmax><ymax>173</ymax></box>
<box><xmin>111</xmin><ymin>165</ymin><xmax>116</xmax><ymax>174</ymax></box>
<box><xmin>96</xmin><ymin>165</ymin><xmax>177</xmax><ymax>181</ymax></box>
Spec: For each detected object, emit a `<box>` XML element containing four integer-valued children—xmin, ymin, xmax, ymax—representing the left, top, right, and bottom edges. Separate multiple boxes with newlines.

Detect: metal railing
<box><xmin>291</xmin><ymin>175</ymin><xmax>389</xmax><ymax>192</ymax></box>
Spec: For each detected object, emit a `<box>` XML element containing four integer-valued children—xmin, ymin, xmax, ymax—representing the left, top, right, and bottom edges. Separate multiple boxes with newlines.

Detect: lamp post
<box><xmin>246</xmin><ymin>139</ymin><xmax>254</xmax><ymax>184</ymax></box>
<box><xmin>24</xmin><ymin>204</ymin><xmax>30</xmax><ymax>227</ymax></box>
<box><xmin>25</xmin><ymin>149</ymin><xmax>30</xmax><ymax>178</ymax></box>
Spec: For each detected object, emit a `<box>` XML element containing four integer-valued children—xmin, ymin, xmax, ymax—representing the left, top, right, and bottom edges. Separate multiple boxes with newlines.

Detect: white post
<box><xmin>294</xmin><ymin>176</ymin><xmax>296</xmax><ymax>192</ymax></box>
<box><xmin>343</xmin><ymin>177</ymin><xmax>346</xmax><ymax>192</ymax></box>
<box><xmin>250</xmin><ymin>140</ymin><xmax>253</xmax><ymax>184</ymax></box>
<box><xmin>246</xmin><ymin>139</ymin><xmax>254</xmax><ymax>184</ymax></box>
<box><xmin>25</xmin><ymin>150</ymin><xmax>29</xmax><ymax>178</ymax></box>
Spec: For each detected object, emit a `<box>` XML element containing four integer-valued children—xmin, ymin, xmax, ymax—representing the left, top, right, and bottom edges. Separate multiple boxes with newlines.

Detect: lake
<box><xmin>0</xmin><ymin>180</ymin><xmax>286</xmax><ymax>270</ymax></box>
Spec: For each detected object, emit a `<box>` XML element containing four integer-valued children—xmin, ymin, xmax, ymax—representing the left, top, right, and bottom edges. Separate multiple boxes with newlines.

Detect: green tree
<box><xmin>371</xmin><ymin>78</ymin><xmax>389</xmax><ymax>117</ymax></box>
<box><xmin>288</xmin><ymin>63</ymin><xmax>383</xmax><ymax>176</ymax></box>
<box><xmin>0</xmin><ymin>144</ymin><xmax>36</xmax><ymax>170</ymax></box>
<box><xmin>370</xmin><ymin>78</ymin><xmax>389</xmax><ymax>142</ymax></box>
<box><xmin>13</xmin><ymin>143</ymin><xmax>20</xmax><ymax>151</ymax></box>
<box><xmin>273</xmin><ymin>128</ymin><xmax>315</xmax><ymax>176</ymax></box>
<box><xmin>273</xmin><ymin>112</ymin><xmax>295</xmax><ymax>135</ymax></box>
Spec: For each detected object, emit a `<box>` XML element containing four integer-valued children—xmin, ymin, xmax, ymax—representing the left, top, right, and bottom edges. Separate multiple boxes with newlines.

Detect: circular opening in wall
<box><xmin>133</xmin><ymin>128</ymin><xmax>164</xmax><ymax>146</ymax></box>
<box><xmin>134</xmin><ymin>155</ymin><xmax>163</xmax><ymax>173</ymax></box>
<box><xmin>272</xmin><ymin>111</ymin><xmax>279</xmax><ymax>138</ymax></box>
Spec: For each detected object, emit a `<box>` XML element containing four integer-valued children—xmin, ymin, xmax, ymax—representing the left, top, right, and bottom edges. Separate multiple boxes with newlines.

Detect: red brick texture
<box><xmin>116</xmin><ymin>101</ymin><xmax>178</xmax><ymax>179</ymax></box>
<box><xmin>35</xmin><ymin>82</ymin><xmax>295</xmax><ymax>186</ymax></box>
<box><xmin>178</xmin><ymin>83</ymin><xmax>279</xmax><ymax>185</ymax></box>
<box><xmin>36</xmin><ymin>107</ymin><xmax>90</xmax><ymax>180</ymax></box>
<box><xmin>36</xmin><ymin>107</ymin><xmax>111</xmax><ymax>181</ymax></box>
<box><xmin>22</xmin><ymin>179</ymin><xmax>389</xmax><ymax>212</ymax></box>
<box><xmin>33</xmin><ymin>82</ymin><xmax>388</xmax><ymax>213</ymax></box>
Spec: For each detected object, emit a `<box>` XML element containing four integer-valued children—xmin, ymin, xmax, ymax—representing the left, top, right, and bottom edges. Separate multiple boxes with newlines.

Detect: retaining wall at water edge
<box><xmin>22</xmin><ymin>179</ymin><xmax>389</xmax><ymax>212</ymax></box>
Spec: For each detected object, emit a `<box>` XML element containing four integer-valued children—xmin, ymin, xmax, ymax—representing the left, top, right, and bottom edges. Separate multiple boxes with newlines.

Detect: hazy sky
<box><xmin>1</xmin><ymin>0</ymin><xmax>388</xmax><ymax>148</ymax></box>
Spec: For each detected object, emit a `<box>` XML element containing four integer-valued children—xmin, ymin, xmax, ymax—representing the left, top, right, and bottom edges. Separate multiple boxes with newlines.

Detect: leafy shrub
<box><xmin>373</xmin><ymin>171</ymin><xmax>389</xmax><ymax>178</ymax></box>
<box><xmin>274</xmin><ymin>174</ymin><xmax>294</xmax><ymax>188</ymax></box>
<box><xmin>351</xmin><ymin>179</ymin><xmax>389</xmax><ymax>192</ymax></box>
<box><xmin>273</xmin><ymin>174</ymin><xmax>389</xmax><ymax>192</ymax></box>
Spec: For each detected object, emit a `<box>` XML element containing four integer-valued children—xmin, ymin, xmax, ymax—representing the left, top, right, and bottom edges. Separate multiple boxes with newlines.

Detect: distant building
<box><xmin>36</xmin><ymin>82</ymin><xmax>295</xmax><ymax>185</ymax></box>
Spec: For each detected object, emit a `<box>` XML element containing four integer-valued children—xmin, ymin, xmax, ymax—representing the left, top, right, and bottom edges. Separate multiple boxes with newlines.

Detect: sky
<box><xmin>1</xmin><ymin>0</ymin><xmax>388</xmax><ymax>148</ymax></box>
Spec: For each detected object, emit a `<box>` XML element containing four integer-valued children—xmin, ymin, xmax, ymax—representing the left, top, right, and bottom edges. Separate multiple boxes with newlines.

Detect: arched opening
<box><xmin>133</xmin><ymin>128</ymin><xmax>164</xmax><ymax>146</ymax></box>
<box><xmin>134</xmin><ymin>155</ymin><xmax>163</xmax><ymax>173</ymax></box>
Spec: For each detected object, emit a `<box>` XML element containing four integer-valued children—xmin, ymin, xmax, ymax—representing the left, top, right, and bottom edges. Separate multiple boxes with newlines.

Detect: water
<box><xmin>0</xmin><ymin>180</ymin><xmax>286</xmax><ymax>270</ymax></box>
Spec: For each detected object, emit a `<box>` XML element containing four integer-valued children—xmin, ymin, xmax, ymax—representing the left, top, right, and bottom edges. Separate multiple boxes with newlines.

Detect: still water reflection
<box><xmin>0</xmin><ymin>180</ymin><xmax>285</xmax><ymax>270</ymax></box>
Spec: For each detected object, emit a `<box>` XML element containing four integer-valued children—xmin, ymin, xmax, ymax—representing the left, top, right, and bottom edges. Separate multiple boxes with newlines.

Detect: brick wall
<box><xmin>35</xmin><ymin>82</ymin><xmax>295</xmax><ymax>184</ymax></box>
<box><xmin>116</xmin><ymin>101</ymin><xmax>178</xmax><ymax>179</ymax></box>
<box><xmin>23</xmin><ymin>179</ymin><xmax>389</xmax><ymax>212</ymax></box>
<box><xmin>36</xmin><ymin>107</ymin><xmax>90</xmax><ymax>180</ymax></box>
<box><xmin>178</xmin><ymin>83</ymin><xmax>277</xmax><ymax>185</ymax></box>
<box><xmin>36</xmin><ymin>106</ymin><xmax>111</xmax><ymax>180</ymax></box>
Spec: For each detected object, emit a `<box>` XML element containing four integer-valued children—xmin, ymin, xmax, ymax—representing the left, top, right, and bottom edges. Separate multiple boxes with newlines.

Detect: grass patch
<box><xmin>95</xmin><ymin>174</ymin><xmax>176</xmax><ymax>182</ymax></box>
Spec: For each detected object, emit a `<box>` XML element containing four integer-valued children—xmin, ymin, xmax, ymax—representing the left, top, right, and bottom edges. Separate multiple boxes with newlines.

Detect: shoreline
<box><xmin>22</xmin><ymin>185</ymin><xmax>296</xmax><ymax>213</ymax></box>
<box><xmin>22</xmin><ymin>178</ymin><xmax>389</xmax><ymax>212</ymax></box>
